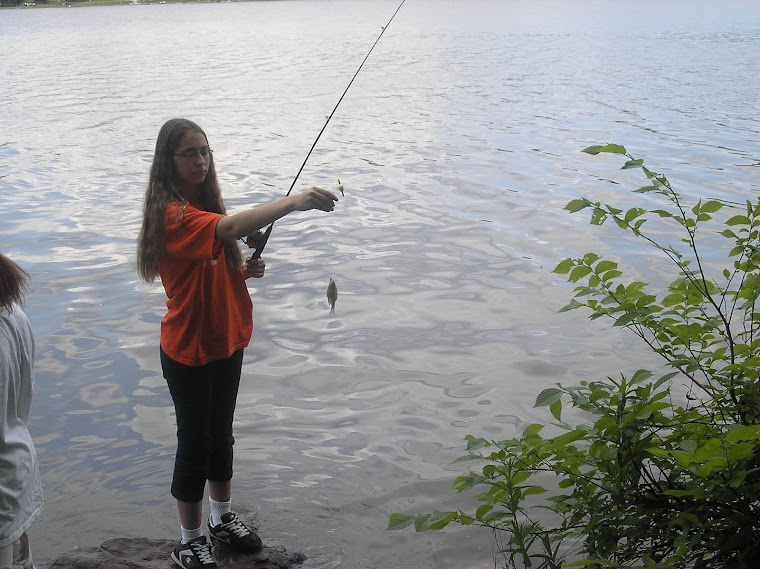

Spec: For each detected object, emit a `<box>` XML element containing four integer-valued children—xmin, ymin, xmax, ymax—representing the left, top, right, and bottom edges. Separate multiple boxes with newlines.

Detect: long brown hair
<box><xmin>137</xmin><ymin>118</ymin><xmax>243</xmax><ymax>283</ymax></box>
<box><xmin>0</xmin><ymin>254</ymin><xmax>30</xmax><ymax>311</ymax></box>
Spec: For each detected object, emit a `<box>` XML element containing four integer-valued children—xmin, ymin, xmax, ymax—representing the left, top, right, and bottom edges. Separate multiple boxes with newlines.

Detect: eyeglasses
<box><xmin>173</xmin><ymin>147</ymin><xmax>213</xmax><ymax>161</ymax></box>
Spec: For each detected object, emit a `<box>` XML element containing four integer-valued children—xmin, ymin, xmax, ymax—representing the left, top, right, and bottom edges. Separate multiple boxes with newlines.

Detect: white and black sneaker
<box><xmin>171</xmin><ymin>536</ymin><xmax>217</xmax><ymax>569</ymax></box>
<box><xmin>208</xmin><ymin>512</ymin><xmax>263</xmax><ymax>553</ymax></box>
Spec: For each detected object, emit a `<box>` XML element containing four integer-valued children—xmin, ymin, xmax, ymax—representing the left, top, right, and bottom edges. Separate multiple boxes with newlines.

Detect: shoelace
<box><xmin>189</xmin><ymin>541</ymin><xmax>215</xmax><ymax>565</ymax></box>
<box><xmin>222</xmin><ymin>515</ymin><xmax>252</xmax><ymax>538</ymax></box>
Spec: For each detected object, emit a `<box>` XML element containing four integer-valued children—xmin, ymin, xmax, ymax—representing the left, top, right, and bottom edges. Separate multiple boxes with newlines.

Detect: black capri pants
<box><xmin>161</xmin><ymin>346</ymin><xmax>243</xmax><ymax>503</ymax></box>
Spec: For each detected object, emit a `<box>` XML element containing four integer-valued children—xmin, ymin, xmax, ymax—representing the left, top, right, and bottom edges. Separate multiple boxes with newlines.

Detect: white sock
<box><xmin>209</xmin><ymin>498</ymin><xmax>231</xmax><ymax>527</ymax></box>
<box><xmin>181</xmin><ymin>525</ymin><xmax>202</xmax><ymax>544</ymax></box>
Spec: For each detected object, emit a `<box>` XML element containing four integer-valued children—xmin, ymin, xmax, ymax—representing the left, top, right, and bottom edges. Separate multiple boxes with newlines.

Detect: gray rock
<box><xmin>50</xmin><ymin>537</ymin><xmax>307</xmax><ymax>569</ymax></box>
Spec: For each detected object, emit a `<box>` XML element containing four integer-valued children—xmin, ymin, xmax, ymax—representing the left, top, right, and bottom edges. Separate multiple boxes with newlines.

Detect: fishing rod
<box><xmin>243</xmin><ymin>0</ymin><xmax>407</xmax><ymax>259</ymax></box>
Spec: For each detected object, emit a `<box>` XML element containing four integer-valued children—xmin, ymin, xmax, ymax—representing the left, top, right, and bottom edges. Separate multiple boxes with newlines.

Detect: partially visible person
<box><xmin>0</xmin><ymin>254</ymin><xmax>43</xmax><ymax>569</ymax></box>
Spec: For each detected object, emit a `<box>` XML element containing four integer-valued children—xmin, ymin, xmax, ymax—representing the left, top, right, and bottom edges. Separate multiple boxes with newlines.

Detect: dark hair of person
<box><xmin>137</xmin><ymin>118</ymin><xmax>244</xmax><ymax>283</ymax></box>
<box><xmin>0</xmin><ymin>254</ymin><xmax>30</xmax><ymax>311</ymax></box>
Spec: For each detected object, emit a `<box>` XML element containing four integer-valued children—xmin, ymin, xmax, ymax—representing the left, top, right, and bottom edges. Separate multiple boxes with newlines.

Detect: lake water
<box><xmin>1</xmin><ymin>0</ymin><xmax>759</xmax><ymax>567</ymax></box>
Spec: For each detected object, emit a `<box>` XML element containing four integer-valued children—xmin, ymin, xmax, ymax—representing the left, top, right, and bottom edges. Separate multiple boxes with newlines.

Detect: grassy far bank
<box><xmin>1</xmin><ymin>0</ymin><xmax>236</xmax><ymax>8</ymax></box>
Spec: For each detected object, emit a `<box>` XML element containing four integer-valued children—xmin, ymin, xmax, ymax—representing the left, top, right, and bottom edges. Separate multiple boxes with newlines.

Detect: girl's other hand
<box><xmin>246</xmin><ymin>257</ymin><xmax>266</xmax><ymax>278</ymax></box>
<box><xmin>293</xmin><ymin>186</ymin><xmax>338</xmax><ymax>212</ymax></box>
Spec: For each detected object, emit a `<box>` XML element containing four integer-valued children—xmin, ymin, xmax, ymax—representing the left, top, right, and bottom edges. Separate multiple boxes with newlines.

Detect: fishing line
<box><xmin>244</xmin><ymin>0</ymin><xmax>407</xmax><ymax>259</ymax></box>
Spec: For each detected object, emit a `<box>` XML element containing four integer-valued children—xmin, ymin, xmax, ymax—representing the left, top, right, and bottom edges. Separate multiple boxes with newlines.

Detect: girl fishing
<box><xmin>137</xmin><ymin>118</ymin><xmax>338</xmax><ymax>569</ymax></box>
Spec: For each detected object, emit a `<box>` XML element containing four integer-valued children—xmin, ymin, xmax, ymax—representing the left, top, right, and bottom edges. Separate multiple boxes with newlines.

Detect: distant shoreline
<box><xmin>2</xmin><ymin>0</ymin><xmax>252</xmax><ymax>9</ymax></box>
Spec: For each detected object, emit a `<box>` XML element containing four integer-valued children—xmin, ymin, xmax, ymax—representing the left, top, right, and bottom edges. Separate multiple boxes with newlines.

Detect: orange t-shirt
<box><xmin>158</xmin><ymin>202</ymin><xmax>253</xmax><ymax>366</ymax></box>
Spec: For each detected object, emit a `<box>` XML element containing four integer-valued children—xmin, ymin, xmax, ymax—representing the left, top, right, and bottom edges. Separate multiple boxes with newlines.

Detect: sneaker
<box><xmin>208</xmin><ymin>512</ymin><xmax>263</xmax><ymax>553</ymax></box>
<box><xmin>171</xmin><ymin>536</ymin><xmax>217</xmax><ymax>569</ymax></box>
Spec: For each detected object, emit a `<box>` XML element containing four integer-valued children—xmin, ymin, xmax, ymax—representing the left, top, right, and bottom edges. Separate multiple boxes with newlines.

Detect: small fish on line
<box><xmin>326</xmin><ymin>277</ymin><xmax>338</xmax><ymax>315</ymax></box>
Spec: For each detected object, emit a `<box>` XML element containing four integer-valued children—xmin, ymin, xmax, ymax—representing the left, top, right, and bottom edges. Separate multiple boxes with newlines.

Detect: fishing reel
<box><xmin>242</xmin><ymin>225</ymin><xmax>273</xmax><ymax>260</ymax></box>
<box><xmin>243</xmin><ymin>230</ymin><xmax>265</xmax><ymax>250</ymax></box>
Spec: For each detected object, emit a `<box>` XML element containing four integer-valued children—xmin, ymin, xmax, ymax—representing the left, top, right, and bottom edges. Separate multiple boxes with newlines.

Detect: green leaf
<box><xmin>582</xmin><ymin>143</ymin><xmax>627</xmax><ymax>155</ymax></box>
<box><xmin>672</xmin><ymin>451</ymin><xmax>693</xmax><ymax>467</ymax></box>
<box><xmin>424</xmin><ymin>511</ymin><xmax>458</xmax><ymax>530</ymax></box>
<box><xmin>559</xmin><ymin>299</ymin><xmax>584</xmax><ymax>312</ymax></box>
<box><xmin>452</xmin><ymin>454</ymin><xmax>483</xmax><ymax>464</ymax></box>
<box><xmin>631</xmin><ymin>369</ymin><xmax>653</xmax><ymax>384</ymax></box>
<box><xmin>524</xmin><ymin>423</ymin><xmax>545</xmax><ymax>437</ymax></box>
<box><xmin>583</xmin><ymin>252</ymin><xmax>600</xmax><ymax>265</ymax></box>
<box><xmin>653</xmin><ymin>371</ymin><xmax>679</xmax><ymax>389</ymax></box>
<box><xmin>453</xmin><ymin>474</ymin><xmax>485</xmax><ymax>492</ymax></box>
<box><xmin>475</xmin><ymin>504</ymin><xmax>493</xmax><ymax>520</ymax></box>
<box><xmin>595</xmin><ymin>260</ymin><xmax>618</xmax><ymax>273</ymax></box>
<box><xmin>414</xmin><ymin>514</ymin><xmax>431</xmax><ymax>532</ymax></box>
<box><xmin>622</xmin><ymin>159</ymin><xmax>644</xmax><ymax>169</ymax></box>
<box><xmin>662</xmin><ymin>293</ymin><xmax>684</xmax><ymax>307</ymax></box>
<box><xmin>594</xmin><ymin>415</ymin><xmax>616</xmax><ymax>432</ymax></box>
<box><xmin>602</xmin><ymin>269</ymin><xmax>623</xmax><ymax>281</ymax></box>
<box><xmin>697</xmin><ymin>462</ymin><xmax>719</xmax><ymax>477</ymax></box>
<box><xmin>536</xmin><ymin>388</ymin><xmax>563</xmax><ymax>407</ymax></box>
<box><xmin>551</xmin><ymin>430</ymin><xmax>586</xmax><ymax>446</ymax></box>
<box><xmin>569</xmin><ymin>266</ymin><xmax>593</xmax><ymax>283</ymax></box>
<box><xmin>554</xmin><ymin>259</ymin><xmax>575</xmax><ymax>274</ymax></box>
<box><xmin>728</xmin><ymin>443</ymin><xmax>754</xmax><ymax>464</ymax></box>
<box><xmin>511</xmin><ymin>470</ymin><xmax>532</xmax><ymax>485</ymax></box>
<box><xmin>647</xmin><ymin>447</ymin><xmax>669</xmax><ymax>459</ymax></box>
<box><xmin>700</xmin><ymin>200</ymin><xmax>724</xmax><ymax>213</ymax></box>
<box><xmin>726</xmin><ymin>425</ymin><xmax>760</xmax><ymax>442</ymax></box>
<box><xmin>636</xmin><ymin>401</ymin><xmax>671</xmax><ymax>419</ymax></box>
<box><xmin>550</xmin><ymin>399</ymin><xmax>562</xmax><ymax>421</ymax></box>
<box><xmin>624</xmin><ymin>207</ymin><xmax>646</xmax><ymax>223</ymax></box>
<box><xmin>591</xmin><ymin>208</ymin><xmax>608</xmax><ymax>226</ymax></box>
<box><xmin>466</xmin><ymin>437</ymin><xmax>489</xmax><ymax>451</ymax></box>
<box><xmin>565</xmin><ymin>199</ymin><xmax>591</xmax><ymax>213</ymax></box>
<box><xmin>613</xmin><ymin>313</ymin><xmax>639</xmax><ymax>327</ymax></box>
<box><xmin>677</xmin><ymin>512</ymin><xmax>701</xmax><ymax>525</ymax></box>
<box><xmin>727</xmin><ymin>215</ymin><xmax>751</xmax><ymax>226</ymax></box>
<box><xmin>601</xmin><ymin>144</ymin><xmax>628</xmax><ymax>155</ymax></box>
<box><xmin>387</xmin><ymin>513</ymin><xmax>414</xmax><ymax>530</ymax></box>
<box><xmin>522</xmin><ymin>485</ymin><xmax>547</xmax><ymax>497</ymax></box>
<box><xmin>729</xmin><ymin>245</ymin><xmax>744</xmax><ymax>257</ymax></box>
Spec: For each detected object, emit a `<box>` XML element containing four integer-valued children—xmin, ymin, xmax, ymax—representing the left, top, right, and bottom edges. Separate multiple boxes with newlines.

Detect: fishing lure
<box><xmin>243</xmin><ymin>0</ymin><xmax>407</xmax><ymax>259</ymax></box>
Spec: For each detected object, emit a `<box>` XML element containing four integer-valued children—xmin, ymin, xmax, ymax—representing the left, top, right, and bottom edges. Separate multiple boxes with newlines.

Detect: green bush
<box><xmin>388</xmin><ymin>145</ymin><xmax>760</xmax><ymax>568</ymax></box>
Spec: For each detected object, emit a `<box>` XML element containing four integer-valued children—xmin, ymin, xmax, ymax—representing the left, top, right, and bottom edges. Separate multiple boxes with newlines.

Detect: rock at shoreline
<box><xmin>50</xmin><ymin>537</ymin><xmax>307</xmax><ymax>569</ymax></box>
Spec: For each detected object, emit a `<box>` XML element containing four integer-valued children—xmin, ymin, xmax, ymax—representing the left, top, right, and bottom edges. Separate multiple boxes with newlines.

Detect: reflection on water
<box><xmin>1</xmin><ymin>0</ymin><xmax>759</xmax><ymax>566</ymax></box>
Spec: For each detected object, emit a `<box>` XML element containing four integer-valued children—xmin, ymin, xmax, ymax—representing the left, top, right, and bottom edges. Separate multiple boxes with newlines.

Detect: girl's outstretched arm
<box><xmin>215</xmin><ymin>186</ymin><xmax>338</xmax><ymax>241</ymax></box>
